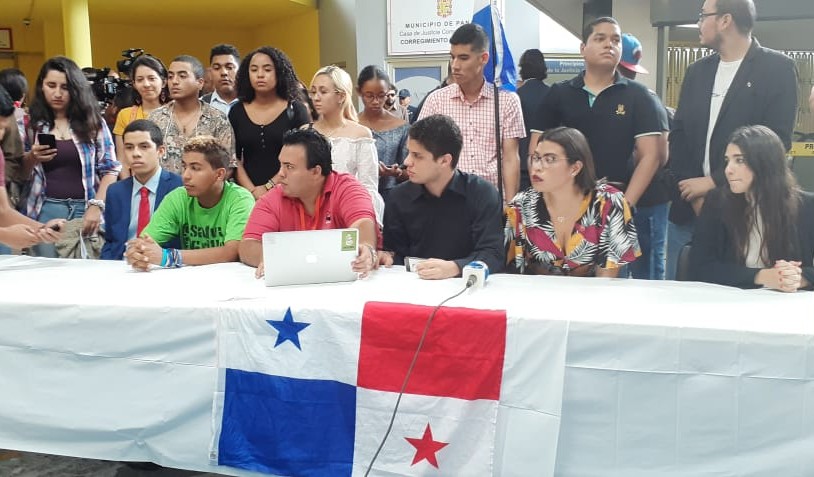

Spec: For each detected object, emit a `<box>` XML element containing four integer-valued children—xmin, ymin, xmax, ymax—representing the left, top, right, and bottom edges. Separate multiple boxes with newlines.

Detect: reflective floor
<box><xmin>0</xmin><ymin>451</ymin><xmax>225</xmax><ymax>477</ymax></box>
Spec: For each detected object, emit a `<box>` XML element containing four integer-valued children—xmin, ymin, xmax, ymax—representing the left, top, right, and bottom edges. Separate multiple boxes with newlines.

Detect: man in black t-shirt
<box><xmin>530</xmin><ymin>18</ymin><xmax>667</xmax><ymax>211</ymax></box>
<box><xmin>516</xmin><ymin>49</ymin><xmax>551</xmax><ymax>191</ymax></box>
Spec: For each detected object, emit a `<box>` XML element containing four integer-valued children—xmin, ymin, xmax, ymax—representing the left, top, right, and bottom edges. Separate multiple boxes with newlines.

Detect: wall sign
<box><xmin>387</xmin><ymin>0</ymin><xmax>474</xmax><ymax>56</ymax></box>
<box><xmin>0</xmin><ymin>29</ymin><xmax>12</xmax><ymax>50</ymax></box>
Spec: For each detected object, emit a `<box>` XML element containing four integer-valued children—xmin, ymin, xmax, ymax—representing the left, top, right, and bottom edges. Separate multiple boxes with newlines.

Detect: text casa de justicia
<box><xmin>399</xmin><ymin>19</ymin><xmax>469</xmax><ymax>43</ymax></box>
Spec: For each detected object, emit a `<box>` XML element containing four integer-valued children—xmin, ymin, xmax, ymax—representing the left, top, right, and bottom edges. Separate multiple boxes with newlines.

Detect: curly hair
<box><xmin>235</xmin><ymin>46</ymin><xmax>301</xmax><ymax>103</ymax></box>
<box><xmin>183</xmin><ymin>135</ymin><xmax>230</xmax><ymax>169</ymax></box>
<box><xmin>30</xmin><ymin>56</ymin><xmax>103</xmax><ymax>144</ymax></box>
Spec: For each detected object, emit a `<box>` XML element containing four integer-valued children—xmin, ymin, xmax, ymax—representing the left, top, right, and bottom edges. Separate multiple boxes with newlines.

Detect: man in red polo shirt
<box><xmin>239</xmin><ymin>128</ymin><xmax>379</xmax><ymax>278</ymax></box>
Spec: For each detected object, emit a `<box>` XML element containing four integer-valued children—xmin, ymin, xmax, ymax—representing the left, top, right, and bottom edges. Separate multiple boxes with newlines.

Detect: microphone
<box><xmin>462</xmin><ymin>261</ymin><xmax>489</xmax><ymax>289</ymax></box>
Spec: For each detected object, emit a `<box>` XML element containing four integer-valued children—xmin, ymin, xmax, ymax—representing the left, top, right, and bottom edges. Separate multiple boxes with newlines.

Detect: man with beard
<box><xmin>664</xmin><ymin>0</ymin><xmax>798</xmax><ymax>279</ymax></box>
<box><xmin>384</xmin><ymin>84</ymin><xmax>409</xmax><ymax>122</ymax></box>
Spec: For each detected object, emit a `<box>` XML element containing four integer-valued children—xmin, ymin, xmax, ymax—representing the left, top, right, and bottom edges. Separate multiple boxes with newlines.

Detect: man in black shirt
<box><xmin>383</xmin><ymin>114</ymin><xmax>504</xmax><ymax>279</ymax></box>
<box><xmin>530</xmin><ymin>17</ymin><xmax>666</xmax><ymax>209</ymax></box>
<box><xmin>516</xmin><ymin>48</ymin><xmax>551</xmax><ymax>190</ymax></box>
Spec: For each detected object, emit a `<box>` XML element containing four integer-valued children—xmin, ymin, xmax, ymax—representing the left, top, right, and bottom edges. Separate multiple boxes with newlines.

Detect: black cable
<box><xmin>363</xmin><ymin>282</ymin><xmax>472</xmax><ymax>476</ymax></box>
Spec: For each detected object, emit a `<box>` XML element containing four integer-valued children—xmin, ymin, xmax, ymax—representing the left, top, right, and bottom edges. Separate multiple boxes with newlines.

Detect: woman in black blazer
<box><xmin>690</xmin><ymin>125</ymin><xmax>814</xmax><ymax>291</ymax></box>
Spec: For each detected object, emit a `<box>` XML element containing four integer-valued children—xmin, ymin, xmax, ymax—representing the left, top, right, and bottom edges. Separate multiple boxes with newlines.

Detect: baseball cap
<box><xmin>619</xmin><ymin>33</ymin><xmax>649</xmax><ymax>74</ymax></box>
<box><xmin>398</xmin><ymin>88</ymin><xmax>411</xmax><ymax>99</ymax></box>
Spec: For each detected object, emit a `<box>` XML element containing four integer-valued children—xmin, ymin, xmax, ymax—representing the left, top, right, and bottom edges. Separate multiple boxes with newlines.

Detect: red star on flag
<box><xmin>405</xmin><ymin>423</ymin><xmax>449</xmax><ymax>468</ymax></box>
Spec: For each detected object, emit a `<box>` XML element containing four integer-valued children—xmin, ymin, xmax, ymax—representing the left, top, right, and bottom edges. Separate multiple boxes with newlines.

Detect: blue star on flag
<box><xmin>267</xmin><ymin>307</ymin><xmax>310</xmax><ymax>350</ymax></box>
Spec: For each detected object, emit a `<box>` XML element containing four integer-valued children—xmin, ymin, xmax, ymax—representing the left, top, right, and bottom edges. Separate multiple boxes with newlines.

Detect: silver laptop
<box><xmin>263</xmin><ymin>228</ymin><xmax>359</xmax><ymax>287</ymax></box>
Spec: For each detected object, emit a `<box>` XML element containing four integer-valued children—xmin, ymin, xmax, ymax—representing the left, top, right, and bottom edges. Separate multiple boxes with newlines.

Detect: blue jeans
<box><xmin>0</xmin><ymin>243</ymin><xmax>11</xmax><ymax>255</ymax></box>
<box><xmin>628</xmin><ymin>202</ymin><xmax>669</xmax><ymax>280</ymax></box>
<box><xmin>31</xmin><ymin>198</ymin><xmax>86</xmax><ymax>258</ymax></box>
<box><xmin>666</xmin><ymin>220</ymin><xmax>694</xmax><ymax>281</ymax></box>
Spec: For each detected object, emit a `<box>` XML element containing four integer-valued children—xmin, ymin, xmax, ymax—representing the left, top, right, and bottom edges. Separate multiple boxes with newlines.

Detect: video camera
<box><xmin>117</xmin><ymin>48</ymin><xmax>145</xmax><ymax>77</ymax></box>
<box><xmin>83</xmin><ymin>48</ymin><xmax>145</xmax><ymax>106</ymax></box>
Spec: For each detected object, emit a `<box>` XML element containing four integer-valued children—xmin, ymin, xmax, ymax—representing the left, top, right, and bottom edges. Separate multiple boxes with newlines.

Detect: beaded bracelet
<box><xmin>161</xmin><ymin>248</ymin><xmax>184</xmax><ymax>268</ymax></box>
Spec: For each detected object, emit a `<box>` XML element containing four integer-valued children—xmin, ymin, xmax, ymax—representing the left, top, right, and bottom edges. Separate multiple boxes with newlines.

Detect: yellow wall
<box><xmin>0</xmin><ymin>24</ymin><xmax>46</xmax><ymax>99</ymax></box>
<box><xmin>253</xmin><ymin>10</ymin><xmax>320</xmax><ymax>83</ymax></box>
<box><xmin>89</xmin><ymin>23</ymin><xmax>256</xmax><ymax>73</ymax></box>
<box><xmin>2</xmin><ymin>9</ymin><xmax>319</xmax><ymax>100</ymax></box>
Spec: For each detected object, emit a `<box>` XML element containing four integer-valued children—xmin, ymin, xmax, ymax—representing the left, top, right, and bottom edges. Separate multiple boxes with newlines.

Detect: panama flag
<box><xmin>211</xmin><ymin>301</ymin><xmax>511</xmax><ymax>476</ymax></box>
<box><xmin>472</xmin><ymin>0</ymin><xmax>518</xmax><ymax>92</ymax></box>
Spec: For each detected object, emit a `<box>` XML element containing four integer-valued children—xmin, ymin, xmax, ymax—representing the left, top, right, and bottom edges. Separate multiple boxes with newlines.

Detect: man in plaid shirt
<box><xmin>418</xmin><ymin>23</ymin><xmax>525</xmax><ymax>202</ymax></box>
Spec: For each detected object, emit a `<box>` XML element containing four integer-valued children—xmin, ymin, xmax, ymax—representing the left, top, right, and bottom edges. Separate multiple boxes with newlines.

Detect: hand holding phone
<box><xmin>37</xmin><ymin>133</ymin><xmax>57</xmax><ymax>149</ymax></box>
<box><xmin>32</xmin><ymin>134</ymin><xmax>58</xmax><ymax>163</ymax></box>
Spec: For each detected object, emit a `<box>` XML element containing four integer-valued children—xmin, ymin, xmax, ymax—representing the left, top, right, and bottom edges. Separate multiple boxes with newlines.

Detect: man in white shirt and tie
<box><xmin>101</xmin><ymin>119</ymin><xmax>183</xmax><ymax>260</ymax></box>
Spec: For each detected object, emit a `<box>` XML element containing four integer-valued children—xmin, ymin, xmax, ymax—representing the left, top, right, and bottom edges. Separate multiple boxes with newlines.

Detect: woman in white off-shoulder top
<box><xmin>309</xmin><ymin>65</ymin><xmax>384</xmax><ymax>224</ymax></box>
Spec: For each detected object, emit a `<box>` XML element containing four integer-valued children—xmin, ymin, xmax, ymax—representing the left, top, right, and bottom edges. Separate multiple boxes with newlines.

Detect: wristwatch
<box><xmin>87</xmin><ymin>198</ymin><xmax>105</xmax><ymax>212</ymax></box>
<box><xmin>264</xmin><ymin>179</ymin><xmax>276</xmax><ymax>191</ymax></box>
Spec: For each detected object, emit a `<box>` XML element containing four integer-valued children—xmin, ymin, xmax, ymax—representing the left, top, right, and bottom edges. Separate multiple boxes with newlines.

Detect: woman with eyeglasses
<box><xmin>356</xmin><ymin>65</ymin><xmax>408</xmax><ymax>203</ymax></box>
<box><xmin>310</xmin><ymin>65</ymin><xmax>384</xmax><ymax>224</ymax></box>
<box><xmin>113</xmin><ymin>55</ymin><xmax>169</xmax><ymax>179</ymax></box>
<box><xmin>230</xmin><ymin>47</ymin><xmax>311</xmax><ymax>201</ymax></box>
<box><xmin>505</xmin><ymin>127</ymin><xmax>639</xmax><ymax>276</ymax></box>
<box><xmin>23</xmin><ymin>56</ymin><xmax>121</xmax><ymax>257</ymax></box>
<box><xmin>689</xmin><ymin>125</ymin><xmax>814</xmax><ymax>291</ymax></box>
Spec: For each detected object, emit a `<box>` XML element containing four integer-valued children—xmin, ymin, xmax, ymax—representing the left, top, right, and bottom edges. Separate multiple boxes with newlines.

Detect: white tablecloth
<box><xmin>0</xmin><ymin>256</ymin><xmax>813</xmax><ymax>476</ymax></box>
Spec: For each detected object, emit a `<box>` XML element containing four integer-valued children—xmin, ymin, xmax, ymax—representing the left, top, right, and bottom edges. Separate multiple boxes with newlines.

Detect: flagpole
<box><xmin>489</xmin><ymin>2</ymin><xmax>505</xmax><ymax>202</ymax></box>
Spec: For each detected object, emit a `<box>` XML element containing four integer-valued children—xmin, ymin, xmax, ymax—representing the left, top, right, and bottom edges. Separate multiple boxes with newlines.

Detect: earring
<box><xmin>571</xmin><ymin>172</ymin><xmax>577</xmax><ymax>176</ymax></box>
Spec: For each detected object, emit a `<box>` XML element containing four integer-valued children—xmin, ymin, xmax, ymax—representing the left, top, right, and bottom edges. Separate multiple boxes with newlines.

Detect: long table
<box><xmin>1</xmin><ymin>256</ymin><xmax>813</xmax><ymax>476</ymax></box>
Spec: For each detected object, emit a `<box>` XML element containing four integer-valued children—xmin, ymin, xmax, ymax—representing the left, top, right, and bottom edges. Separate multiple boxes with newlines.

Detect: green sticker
<box><xmin>341</xmin><ymin>230</ymin><xmax>357</xmax><ymax>251</ymax></box>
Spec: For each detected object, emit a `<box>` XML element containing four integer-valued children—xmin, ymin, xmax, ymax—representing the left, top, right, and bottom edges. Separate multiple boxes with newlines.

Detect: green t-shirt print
<box><xmin>142</xmin><ymin>181</ymin><xmax>255</xmax><ymax>250</ymax></box>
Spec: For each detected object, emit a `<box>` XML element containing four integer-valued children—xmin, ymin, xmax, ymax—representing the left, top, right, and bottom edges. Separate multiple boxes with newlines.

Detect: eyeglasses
<box><xmin>362</xmin><ymin>93</ymin><xmax>388</xmax><ymax>102</ymax></box>
<box><xmin>698</xmin><ymin>11</ymin><xmax>720</xmax><ymax>22</ymax></box>
<box><xmin>529</xmin><ymin>153</ymin><xmax>562</xmax><ymax>167</ymax></box>
<box><xmin>309</xmin><ymin>89</ymin><xmax>340</xmax><ymax>97</ymax></box>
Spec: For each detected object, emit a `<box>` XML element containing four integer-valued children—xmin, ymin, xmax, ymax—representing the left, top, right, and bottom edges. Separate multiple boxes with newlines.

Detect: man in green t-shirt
<box><xmin>124</xmin><ymin>135</ymin><xmax>254</xmax><ymax>271</ymax></box>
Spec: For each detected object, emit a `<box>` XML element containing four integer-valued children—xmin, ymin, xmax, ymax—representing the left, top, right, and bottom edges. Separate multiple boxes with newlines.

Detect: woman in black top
<box><xmin>690</xmin><ymin>125</ymin><xmax>814</xmax><ymax>291</ymax></box>
<box><xmin>229</xmin><ymin>46</ymin><xmax>309</xmax><ymax>201</ymax></box>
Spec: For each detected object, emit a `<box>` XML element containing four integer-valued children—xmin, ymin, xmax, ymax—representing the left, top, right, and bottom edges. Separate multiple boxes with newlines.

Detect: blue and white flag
<box><xmin>472</xmin><ymin>0</ymin><xmax>518</xmax><ymax>92</ymax></box>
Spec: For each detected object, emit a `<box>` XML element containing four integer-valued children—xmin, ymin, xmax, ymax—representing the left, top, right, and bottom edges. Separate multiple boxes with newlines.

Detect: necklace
<box><xmin>53</xmin><ymin>120</ymin><xmax>70</xmax><ymax>140</ymax></box>
<box><xmin>173</xmin><ymin>103</ymin><xmax>202</xmax><ymax>136</ymax></box>
<box><xmin>319</xmin><ymin>120</ymin><xmax>346</xmax><ymax>138</ymax></box>
<box><xmin>548</xmin><ymin>199</ymin><xmax>583</xmax><ymax>225</ymax></box>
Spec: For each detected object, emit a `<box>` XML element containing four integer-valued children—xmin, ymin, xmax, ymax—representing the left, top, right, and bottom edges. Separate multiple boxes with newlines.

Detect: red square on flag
<box><xmin>357</xmin><ymin>302</ymin><xmax>507</xmax><ymax>401</ymax></box>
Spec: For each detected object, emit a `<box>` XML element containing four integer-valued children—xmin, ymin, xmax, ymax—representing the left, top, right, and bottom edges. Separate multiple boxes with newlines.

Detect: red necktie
<box><xmin>136</xmin><ymin>187</ymin><xmax>150</xmax><ymax>236</ymax></box>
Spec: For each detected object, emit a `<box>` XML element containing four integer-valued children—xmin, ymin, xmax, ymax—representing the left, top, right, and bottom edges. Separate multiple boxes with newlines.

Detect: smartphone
<box><xmin>37</xmin><ymin>133</ymin><xmax>57</xmax><ymax>149</ymax></box>
<box><xmin>398</xmin><ymin>163</ymin><xmax>408</xmax><ymax>169</ymax></box>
